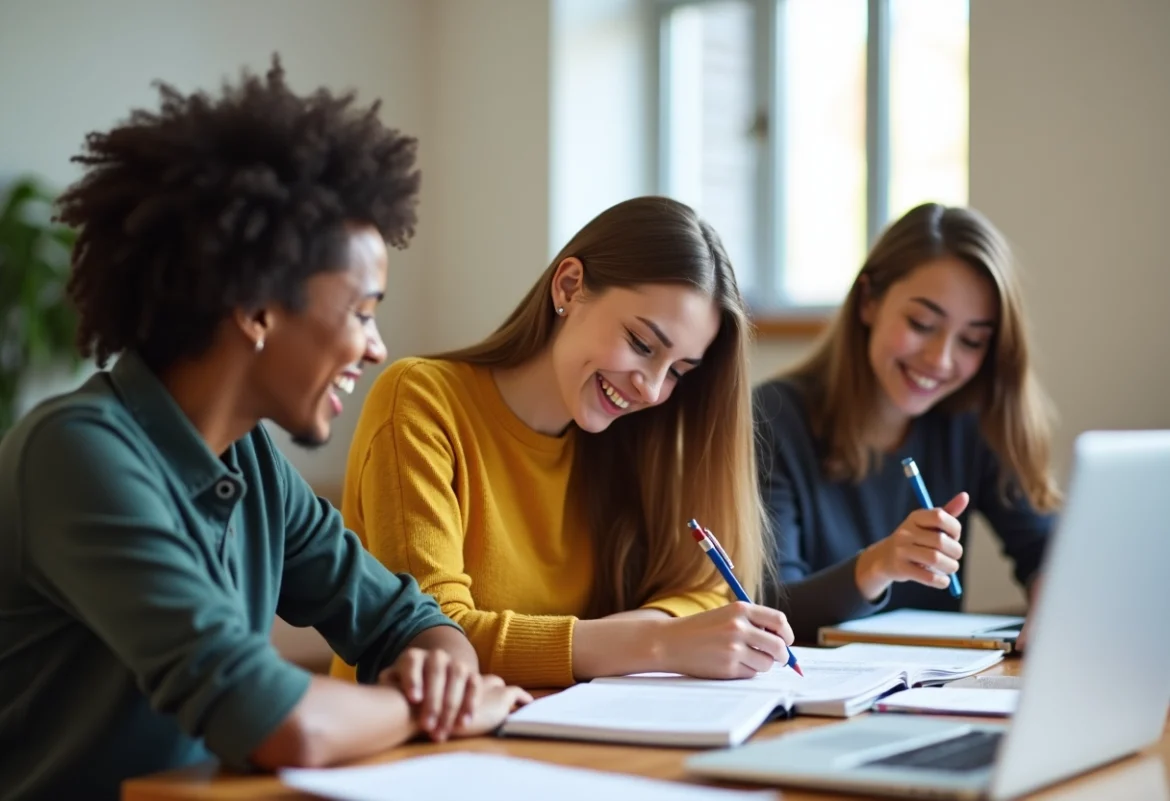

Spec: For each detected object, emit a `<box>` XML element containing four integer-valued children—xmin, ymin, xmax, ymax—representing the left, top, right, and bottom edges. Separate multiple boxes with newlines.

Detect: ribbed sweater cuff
<box><xmin>491</xmin><ymin>614</ymin><xmax>576</xmax><ymax>689</ymax></box>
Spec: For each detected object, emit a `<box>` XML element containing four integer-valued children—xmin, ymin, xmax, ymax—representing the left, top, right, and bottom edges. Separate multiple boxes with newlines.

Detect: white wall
<box><xmin>965</xmin><ymin>0</ymin><xmax>1170</xmax><ymax>610</ymax></box>
<box><xmin>424</xmin><ymin>0</ymin><xmax>552</xmax><ymax>353</ymax></box>
<box><xmin>6</xmin><ymin>0</ymin><xmax>1168</xmax><ymax>628</ymax></box>
<box><xmin>971</xmin><ymin>0</ymin><xmax>1170</xmax><ymax>459</ymax></box>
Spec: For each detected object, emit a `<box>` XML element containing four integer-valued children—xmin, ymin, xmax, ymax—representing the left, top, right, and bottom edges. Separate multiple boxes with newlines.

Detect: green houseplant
<box><xmin>0</xmin><ymin>176</ymin><xmax>79</xmax><ymax>436</ymax></box>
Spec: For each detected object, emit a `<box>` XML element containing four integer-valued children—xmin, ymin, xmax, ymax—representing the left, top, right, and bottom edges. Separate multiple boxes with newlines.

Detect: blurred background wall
<box><xmin>3</xmin><ymin>0</ymin><xmax>1167</xmax><ymax>667</ymax></box>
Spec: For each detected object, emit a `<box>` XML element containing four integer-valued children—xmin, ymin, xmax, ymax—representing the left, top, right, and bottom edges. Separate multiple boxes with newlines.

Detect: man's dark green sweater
<box><xmin>0</xmin><ymin>353</ymin><xmax>459</xmax><ymax>800</ymax></box>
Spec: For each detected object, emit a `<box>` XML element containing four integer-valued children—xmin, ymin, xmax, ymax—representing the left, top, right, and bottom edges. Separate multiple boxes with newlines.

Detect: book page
<box><xmin>282</xmin><ymin>753</ymin><xmax>777</xmax><ymax>801</ymax></box>
<box><xmin>603</xmin><ymin>661</ymin><xmax>902</xmax><ymax>703</ymax></box>
<box><xmin>784</xmin><ymin>664</ymin><xmax>906</xmax><ymax>702</ymax></box>
<box><xmin>505</xmin><ymin>683</ymin><xmax>786</xmax><ymax>734</ymax></box>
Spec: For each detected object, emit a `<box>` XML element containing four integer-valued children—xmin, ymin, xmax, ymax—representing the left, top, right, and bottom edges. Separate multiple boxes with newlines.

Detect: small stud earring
<box><xmin>254</xmin><ymin>338</ymin><xmax>265</xmax><ymax>353</ymax></box>
<box><xmin>555</xmin><ymin>306</ymin><xmax>565</xmax><ymax>316</ymax></box>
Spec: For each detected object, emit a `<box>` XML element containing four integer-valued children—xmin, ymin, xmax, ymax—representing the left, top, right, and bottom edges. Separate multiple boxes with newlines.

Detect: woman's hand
<box><xmin>449</xmin><ymin>675</ymin><xmax>533</xmax><ymax>738</ymax></box>
<box><xmin>658</xmin><ymin>602</ymin><xmax>795</xmax><ymax>679</ymax></box>
<box><xmin>855</xmin><ymin>492</ymin><xmax>970</xmax><ymax>601</ymax></box>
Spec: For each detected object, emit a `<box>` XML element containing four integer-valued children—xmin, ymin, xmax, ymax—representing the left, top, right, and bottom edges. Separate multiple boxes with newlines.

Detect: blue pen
<box><xmin>687</xmin><ymin>519</ymin><xmax>803</xmax><ymax>676</ymax></box>
<box><xmin>900</xmin><ymin>458</ymin><xmax>962</xmax><ymax>598</ymax></box>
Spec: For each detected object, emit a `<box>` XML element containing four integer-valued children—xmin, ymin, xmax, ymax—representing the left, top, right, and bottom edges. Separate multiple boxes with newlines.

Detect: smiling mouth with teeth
<box><xmin>902</xmin><ymin>364</ymin><xmax>941</xmax><ymax>392</ymax></box>
<box><xmin>332</xmin><ymin>374</ymin><xmax>358</xmax><ymax>395</ymax></box>
<box><xmin>598</xmin><ymin>374</ymin><xmax>630</xmax><ymax>410</ymax></box>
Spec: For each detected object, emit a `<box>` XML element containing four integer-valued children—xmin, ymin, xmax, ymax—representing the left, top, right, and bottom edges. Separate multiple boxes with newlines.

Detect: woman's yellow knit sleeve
<box><xmin>345</xmin><ymin>362</ymin><xmax>576</xmax><ymax>688</ymax></box>
<box><xmin>641</xmin><ymin>588</ymin><xmax>731</xmax><ymax>617</ymax></box>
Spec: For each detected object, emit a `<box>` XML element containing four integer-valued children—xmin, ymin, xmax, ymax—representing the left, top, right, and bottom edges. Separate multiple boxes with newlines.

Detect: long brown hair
<box><xmin>436</xmin><ymin>196</ymin><xmax>767</xmax><ymax>615</ymax></box>
<box><xmin>788</xmin><ymin>202</ymin><xmax>1060</xmax><ymax>512</ymax></box>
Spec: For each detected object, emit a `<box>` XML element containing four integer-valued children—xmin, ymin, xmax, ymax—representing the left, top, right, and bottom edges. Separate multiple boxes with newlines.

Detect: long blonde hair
<box><xmin>788</xmin><ymin>203</ymin><xmax>1060</xmax><ymax>512</ymax></box>
<box><xmin>436</xmin><ymin>196</ymin><xmax>767</xmax><ymax>614</ymax></box>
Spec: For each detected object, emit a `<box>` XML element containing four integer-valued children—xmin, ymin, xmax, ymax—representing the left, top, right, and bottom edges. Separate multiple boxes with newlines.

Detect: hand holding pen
<box><xmin>901</xmin><ymin>458</ymin><xmax>964</xmax><ymax>599</ymax></box>
<box><xmin>688</xmin><ymin>519</ymin><xmax>803</xmax><ymax>677</ymax></box>
<box><xmin>854</xmin><ymin>458</ymin><xmax>970</xmax><ymax>602</ymax></box>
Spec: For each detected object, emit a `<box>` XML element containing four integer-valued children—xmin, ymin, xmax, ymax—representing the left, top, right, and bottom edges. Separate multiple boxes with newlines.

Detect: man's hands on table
<box><xmin>378</xmin><ymin>626</ymin><xmax>532</xmax><ymax>742</ymax></box>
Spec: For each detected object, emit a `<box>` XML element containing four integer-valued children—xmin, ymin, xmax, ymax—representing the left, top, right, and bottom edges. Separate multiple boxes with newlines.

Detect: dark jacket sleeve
<box><xmin>20</xmin><ymin>411</ymin><xmax>310</xmax><ymax>766</ymax></box>
<box><xmin>755</xmin><ymin>380</ymin><xmax>889</xmax><ymax>642</ymax></box>
<box><xmin>260</xmin><ymin>426</ymin><xmax>461</xmax><ymax>684</ymax></box>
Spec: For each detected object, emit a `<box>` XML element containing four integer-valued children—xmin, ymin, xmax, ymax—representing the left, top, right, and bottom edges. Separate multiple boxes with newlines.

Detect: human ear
<box><xmin>858</xmin><ymin>274</ymin><xmax>878</xmax><ymax>328</ymax></box>
<box><xmin>550</xmin><ymin>257</ymin><xmax>585</xmax><ymax>314</ymax></box>
<box><xmin>232</xmin><ymin>306</ymin><xmax>273</xmax><ymax>353</ymax></box>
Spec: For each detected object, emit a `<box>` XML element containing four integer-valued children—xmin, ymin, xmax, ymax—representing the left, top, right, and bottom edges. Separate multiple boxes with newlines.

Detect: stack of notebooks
<box><xmin>501</xmin><ymin>643</ymin><xmax>1004</xmax><ymax>748</ymax></box>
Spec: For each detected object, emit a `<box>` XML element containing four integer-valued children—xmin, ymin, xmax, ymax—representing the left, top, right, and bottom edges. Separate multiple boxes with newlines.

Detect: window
<box><xmin>657</xmin><ymin>0</ymin><xmax>968</xmax><ymax>316</ymax></box>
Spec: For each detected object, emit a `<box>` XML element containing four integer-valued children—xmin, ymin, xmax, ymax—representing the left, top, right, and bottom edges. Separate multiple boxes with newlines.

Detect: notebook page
<box><xmin>832</xmin><ymin>609</ymin><xmax>1023</xmax><ymax>636</ymax></box>
<box><xmin>602</xmin><ymin>661</ymin><xmax>903</xmax><ymax>703</ymax></box>
<box><xmin>875</xmin><ymin>687</ymin><xmax>1019</xmax><ymax>716</ymax></box>
<box><xmin>791</xmin><ymin>643</ymin><xmax>1003</xmax><ymax>681</ymax></box>
<box><xmin>504</xmin><ymin>683</ymin><xmax>787</xmax><ymax>735</ymax></box>
<box><xmin>732</xmin><ymin>662</ymin><xmax>906</xmax><ymax>703</ymax></box>
<box><xmin>791</xmin><ymin>664</ymin><xmax>906</xmax><ymax>701</ymax></box>
<box><xmin>282</xmin><ymin>753</ymin><xmax>777</xmax><ymax>801</ymax></box>
<box><xmin>948</xmin><ymin>675</ymin><xmax>1023</xmax><ymax>690</ymax></box>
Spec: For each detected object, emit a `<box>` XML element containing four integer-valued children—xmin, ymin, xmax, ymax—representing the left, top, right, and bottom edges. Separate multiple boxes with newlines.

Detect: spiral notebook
<box><xmin>500</xmin><ymin>644</ymin><xmax>1003</xmax><ymax>748</ymax></box>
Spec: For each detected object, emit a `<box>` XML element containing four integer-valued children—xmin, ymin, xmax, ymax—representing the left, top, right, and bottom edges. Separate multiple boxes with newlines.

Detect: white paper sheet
<box><xmin>875</xmin><ymin>687</ymin><xmax>1019</xmax><ymax>716</ymax></box>
<box><xmin>948</xmin><ymin>675</ymin><xmax>1023</xmax><ymax>691</ymax></box>
<box><xmin>281</xmin><ymin>752</ymin><xmax>778</xmax><ymax>801</ymax></box>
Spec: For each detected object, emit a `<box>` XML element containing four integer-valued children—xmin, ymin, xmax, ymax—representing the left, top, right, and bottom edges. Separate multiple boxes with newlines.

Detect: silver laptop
<box><xmin>688</xmin><ymin>430</ymin><xmax>1170</xmax><ymax>800</ymax></box>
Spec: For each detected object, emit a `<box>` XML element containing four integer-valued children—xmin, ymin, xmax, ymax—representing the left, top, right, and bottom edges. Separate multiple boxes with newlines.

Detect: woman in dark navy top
<box><xmin>755</xmin><ymin>203</ymin><xmax>1061</xmax><ymax>643</ymax></box>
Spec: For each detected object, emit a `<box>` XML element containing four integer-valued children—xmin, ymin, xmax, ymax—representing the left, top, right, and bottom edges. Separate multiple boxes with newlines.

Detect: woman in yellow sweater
<box><xmin>332</xmin><ymin>197</ymin><xmax>793</xmax><ymax>695</ymax></box>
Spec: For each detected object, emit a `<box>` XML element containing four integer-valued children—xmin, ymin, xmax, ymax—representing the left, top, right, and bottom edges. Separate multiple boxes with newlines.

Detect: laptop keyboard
<box><xmin>863</xmin><ymin>731</ymin><xmax>1003</xmax><ymax>773</ymax></box>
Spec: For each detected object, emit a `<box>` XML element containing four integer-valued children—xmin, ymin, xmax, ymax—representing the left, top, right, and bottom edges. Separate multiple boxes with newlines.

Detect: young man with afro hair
<box><xmin>0</xmin><ymin>58</ymin><xmax>529</xmax><ymax>801</ymax></box>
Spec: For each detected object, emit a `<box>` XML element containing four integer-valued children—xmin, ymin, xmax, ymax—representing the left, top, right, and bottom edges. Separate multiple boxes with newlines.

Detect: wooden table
<box><xmin>124</xmin><ymin>659</ymin><xmax>1170</xmax><ymax>801</ymax></box>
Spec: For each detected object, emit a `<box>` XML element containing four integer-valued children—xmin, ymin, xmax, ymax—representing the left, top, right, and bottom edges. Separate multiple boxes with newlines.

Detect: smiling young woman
<box><xmin>754</xmin><ymin>202</ymin><xmax>1061</xmax><ymax>643</ymax></box>
<box><xmin>331</xmin><ymin>196</ymin><xmax>796</xmax><ymax>689</ymax></box>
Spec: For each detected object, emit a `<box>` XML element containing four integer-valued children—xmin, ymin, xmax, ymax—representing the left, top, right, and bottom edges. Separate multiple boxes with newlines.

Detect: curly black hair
<box><xmin>57</xmin><ymin>55</ymin><xmax>420</xmax><ymax>371</ymax></box>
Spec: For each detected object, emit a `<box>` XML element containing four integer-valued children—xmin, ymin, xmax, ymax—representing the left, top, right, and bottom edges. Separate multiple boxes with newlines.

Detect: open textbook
<box><xmin>500</xmin><ymin>643</ymin><xmax>1003</xmax><ymax>748</ymax></box>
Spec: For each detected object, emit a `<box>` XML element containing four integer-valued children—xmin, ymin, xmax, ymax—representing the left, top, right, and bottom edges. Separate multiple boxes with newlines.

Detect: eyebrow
<box><xmin>636</xmin><ymin>316</ymin><xmax>702</xmax><ymax>365</ymax></box>
<box><xmin>910</xmin><ymin>297</ymin><xmax>995</xmax><ymax>329</ymax></box>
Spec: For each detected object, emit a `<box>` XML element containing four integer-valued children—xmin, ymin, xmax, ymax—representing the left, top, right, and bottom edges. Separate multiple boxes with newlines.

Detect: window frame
<box><xmin>652</xmin><ymin>0</ymin><xmax>896</xmax><ymax>333</ymax></box>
